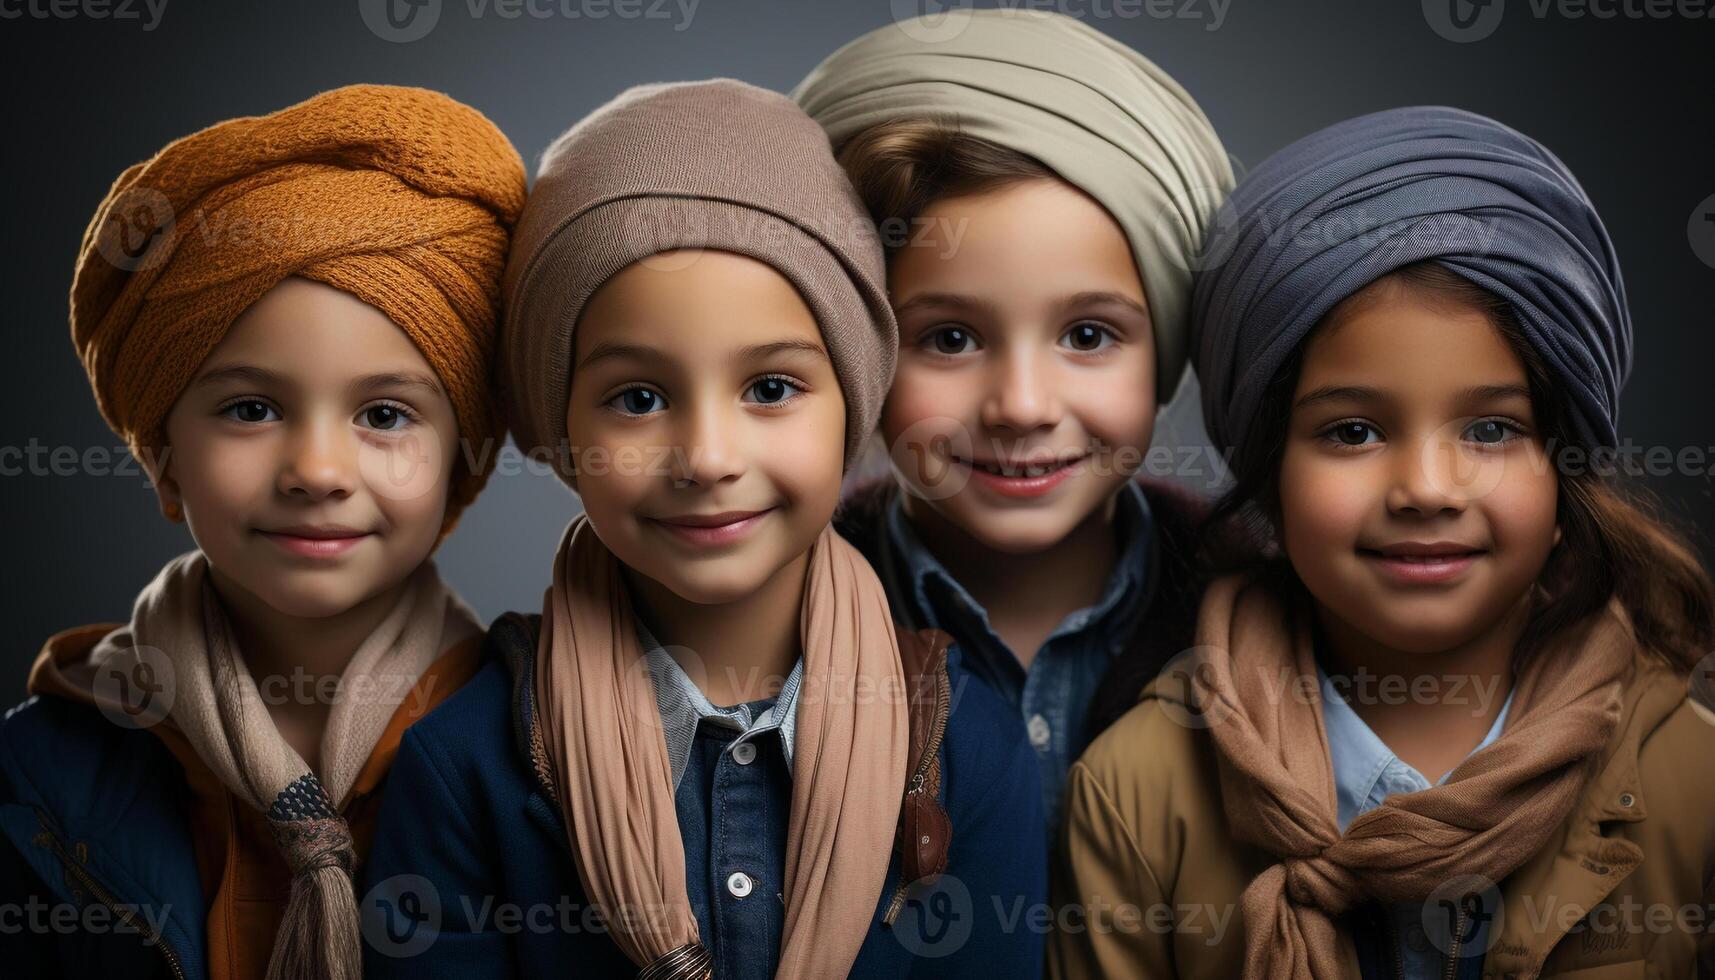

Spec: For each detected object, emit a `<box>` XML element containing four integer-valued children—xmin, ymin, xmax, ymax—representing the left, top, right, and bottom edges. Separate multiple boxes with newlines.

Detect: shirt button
<box><xmin>732</xmin><ymin>741</ymin><xmax>757</xmax><ymax>766</ymax></box>
<box><xmin>726</xmin><ymin>872</ymin><xmax>753</xmax><ymax>898</ymax></box>
<box><xmin>1027</xmin><ymin>714</ymin><xmax>1052</xmax><ymax>749</ymax></box>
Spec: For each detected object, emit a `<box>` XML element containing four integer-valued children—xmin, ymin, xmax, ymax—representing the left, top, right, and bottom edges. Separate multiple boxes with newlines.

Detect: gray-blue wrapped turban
<box><xmin>1192</xmin><ymin>106</ymin><xmax>1632</xmax><ymax>455</ymax></box>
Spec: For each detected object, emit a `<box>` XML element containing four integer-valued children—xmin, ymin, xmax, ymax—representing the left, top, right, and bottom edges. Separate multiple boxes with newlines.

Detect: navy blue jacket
<box><xmin>0</xmin><ymin>689</ymin><xmax>207</xmax><ymax>980</ymax></box>
<box><xmin>361</xmin><ymin>612</ymin><xmax>1048</xmax><ymax>978</ymax></box>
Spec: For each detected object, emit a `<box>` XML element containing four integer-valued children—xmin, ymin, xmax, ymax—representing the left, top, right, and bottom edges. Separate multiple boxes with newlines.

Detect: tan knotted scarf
<box><xmin>533</xmin><ymin>515</ymin><xmax>910</xmax><ymax>979</ymax></box>
<box><xmin>1177</xmin><ymin>573</ymin><xmax>1635</xmax><ymax>979</ymax></box>
<box><xmin>74</xmin><ymin>551</ymin><xmax>481</xmax><ymax>980</ymax></box>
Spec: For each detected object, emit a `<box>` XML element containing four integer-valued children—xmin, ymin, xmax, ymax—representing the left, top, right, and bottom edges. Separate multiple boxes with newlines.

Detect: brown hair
<box><xmin>835</xmin><ymin>117</ymin><xmax>1054</xmax><ymax>255</ymax></box>
<box><xmin>1203</xmin><ymin>260</ymin><xmax>1715</xmax><ymax>672</ymax></box>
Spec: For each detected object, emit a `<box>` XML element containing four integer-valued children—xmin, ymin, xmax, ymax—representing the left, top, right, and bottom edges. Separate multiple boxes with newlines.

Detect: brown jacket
<box><xmin>1052</xmin><ymin>650</ymin><xmax>1715</xmax><ymax>979</ymax></box>
<box><xmin>27</xmin><ymin>622</ymin><xmax>483</xmax><ymax>980</ymax></box>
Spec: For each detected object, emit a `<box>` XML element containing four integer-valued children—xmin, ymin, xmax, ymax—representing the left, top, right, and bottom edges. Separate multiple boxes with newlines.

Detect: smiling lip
<box><xmin>1360</xmin><ymin>541</ymin><xmax>1487</xmax><ymax>585</ymax></box>
<box><xmin>651</xmin><ymin>509</ymin><xmax>774</xmax><ymax>548</ymax></box>
<box><xmin>955</xmin><ymin>453</ymin><xmax>1089</xmax><ymax>499</ymax></box>
<box><xmin>257</xmin><ymin>525</ymin><xmax>373</xmax><ymax>559</ymax></box>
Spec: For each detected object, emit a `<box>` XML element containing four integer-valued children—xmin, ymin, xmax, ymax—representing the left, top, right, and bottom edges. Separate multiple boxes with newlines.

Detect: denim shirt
<box><xmin>636</xmin><ymin>616</ymin><xmax>802</xmax><ymax>980</ymax></box>
<box><xmin>878</xmin><ymin>482</ymin><xmax>1156</xmax><ymax>828</ymax></box>
<box><xmin>1320</xmin><ymin>667</ymin><xmax>1516</xmax><ymax>980</ymax></box>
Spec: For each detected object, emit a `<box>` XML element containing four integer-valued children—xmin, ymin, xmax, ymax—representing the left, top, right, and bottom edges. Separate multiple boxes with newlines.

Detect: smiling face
<box><xmin>1278</xmin><ymin>278</ymin><xmax>1562</xmax><ymax>654</ymax></box>
<box><xmin>881</xmin><ymin>177</ymin><xmax>1157</xmax><ymax>555</ymax></box>
<box><xmin>565</xmin><ymin>249</ymin><xmax>846</xmax><ymax>606</ymax></box>
<box><xmin>158</xmin><ymin>276</ymin><xmax>461</xmax><ymax>620</ymax></box>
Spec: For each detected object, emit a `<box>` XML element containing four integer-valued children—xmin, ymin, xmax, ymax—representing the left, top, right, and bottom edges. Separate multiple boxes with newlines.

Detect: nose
<box><xmin>1385</xmin><ymin>433</ymin><xmax>1469</xmax><ymax>518</ymax></box>
<box><xmin>979</xmin><ymin>344</ymin><xmax>1062</xmax><ymax>434</ymax></box>
<box><xmin>277</xmin><ymin>416</ymin><xmax>357</xmax><ymax>502</ymax></box>
<box><xmin>670</xmin><ymin>399</ymin><xmax>746</xmax><ymax>488</ymax></box>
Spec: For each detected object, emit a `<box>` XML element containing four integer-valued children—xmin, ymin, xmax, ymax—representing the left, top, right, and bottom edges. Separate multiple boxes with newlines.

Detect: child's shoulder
<box><xmin>1632</xmin><ymin>659</ymin><xmax>1715</xmax><ymax>846</ymax></box>
<box><xmin>1</xmin><ymin>679</ymin><xmax>180</xmax><ymax>833</ymax></box>
<box><xmin>2</xmin><ymin>625</ymin><xmax>165</xmax><ymax>794</ymax></box>
<box><xmin>1064</xmin><ymin>676</ymin><xmax>1268</xmax><ymax>909</ymax></box>
<box><xmin>1074</xmin><ymin>673</ymin><xmax>1216</xmax><ymax>812</ymax></box>
<box><xmin>397</xmin><ymin>615</ymin><xmax>532</xmax><ymax>777</ymax></box>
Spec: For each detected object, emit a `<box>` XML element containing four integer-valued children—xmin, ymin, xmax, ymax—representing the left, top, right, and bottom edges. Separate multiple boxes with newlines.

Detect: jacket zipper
<box><xmin>882</xmin><ymin>649</ymin><xmax>951</xmax><ymax>927</ymax></box>
<box><xmin>33</xmin><ymin>809</ymin><xmax>187</xmax><ymax>980</ymax></box>
<box><xmin>1441</xmin><ymin>899</ymin><xmax>1470</xmax><ymax>980</ymax></box>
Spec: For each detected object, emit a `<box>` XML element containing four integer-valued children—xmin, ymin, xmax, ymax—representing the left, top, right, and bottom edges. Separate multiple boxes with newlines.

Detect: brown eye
<box><xmin>364</xmin><ymin>405</ymin><xmax>406</xmax><ymax>431</ymax></box>
<box><xmin>1332</xmin><ymin>422</ymin><xmax>1376</xmax><ymax>446</ymax></box>
<box><xmin>1064</xmin><ymin>322</ymin><xmax>1109</xmax><ymax>351</ymax></box>
<box><xmin>930</xmin><ymin>326</ymin><xmax>974</xmax><ymax>355</ymax></box>
<box><xmin>222</xmin><ymin>400</ymin><xmax>277</xmax><ymax>424</ymax></box>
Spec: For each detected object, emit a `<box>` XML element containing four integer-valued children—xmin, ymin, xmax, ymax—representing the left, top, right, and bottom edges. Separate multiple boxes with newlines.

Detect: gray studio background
<box><xmin>3</xmin><ymin>0</ymin><xmax>1711</xmax><ymax>680</ymax></box>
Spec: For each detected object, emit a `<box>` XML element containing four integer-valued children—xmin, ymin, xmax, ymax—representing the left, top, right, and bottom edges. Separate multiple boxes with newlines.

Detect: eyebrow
<box><xmin>1058</xmin><ymin>290</ymin><xmax>1151</xmax><ymax>319</ymax></box>
<box><xmin>1293</xmin><ymin>382</ymin><xmax>1533</xmax><ymax>411</ymax></box>
<box><xmin>189</xmin><ymin>364</ymin><xmax>443</xmax><ymax>397</ymax></box>
<box><xmin>892</xmin><ymin>292</ymin><xmax>999</xmax><ymax>319</ymax></box>
<box><xmin>190</xmin><ymin>364</ymin><xmax>286</xmax><ymax>389</ymax></box>
<box><xmin>892</xmin><ymin>290</ymin><xmax>1149</xmax><ymax>320</ymax></box>
<box><xmin>350</xmin><ymin>372</ymin><xmax>445</xmax><ymax>398</ymax></box>
<box><xmin>576</xmin><ymin>337</ymin><xmax>828</xmax><ymax>371</ymax></box>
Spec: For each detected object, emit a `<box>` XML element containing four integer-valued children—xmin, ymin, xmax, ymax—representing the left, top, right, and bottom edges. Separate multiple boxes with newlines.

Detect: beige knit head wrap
<box><xmin>500</xmin><ymin>79</ymin><xmax>896</xmax><ymax>479</ymax></box>
<box><xmin>792</xmin><ymin>8</ymin><xmax>1234</xmax><ymax>400</ymax></box>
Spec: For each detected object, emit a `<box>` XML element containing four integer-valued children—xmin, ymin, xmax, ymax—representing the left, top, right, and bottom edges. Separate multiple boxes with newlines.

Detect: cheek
<box><xmin>569</xmin><ymin>434</ymin><xmax>654</xmax><ymax>531</ymax></box>
<box><xmin>1279</xmin><ymin>447</ymin><xmax>1374</xmax><ymax>554</ymax></box>
<box><xmin>168</xmin><ymin>427</ymin><xmax>273</xmax><ymax>519</ymax></box>
<box><xmin>880</xmin><ymin>361</ymin><xmax>982</xmax><ymax>446</ymax></box>
<box><xmin>358</xmin><ymin>427</ymin><xmax>459</xmax><ymax>530</ymax></box>
<box><xmin>763</xmin><ymin>404</ymin><xmax>845</xmax><ymax>518</ymax></box>
<box><xmin>1066</xmin><ymin>363</ymin><xmax>1156</xmax><ymax>448</ymax></box>
<box><xmin>1480</xmin><ymin>458</ymin><xmax>1560</xmax><ymax>555</ymax></box>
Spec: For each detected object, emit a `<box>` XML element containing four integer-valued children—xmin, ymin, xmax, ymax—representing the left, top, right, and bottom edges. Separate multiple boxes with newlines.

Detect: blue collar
<box><xmin>633</xmin><ymin>614</ymin><xmax>803</xmax><ymax>791</ymax></box>
<box><xmin>1320</xmin><ymin>666</ymin><xmax>1516</xmax><ymax>832</ymax></box>
<box><xmin>882</xmin><ymin>480</ymin><xmax>1157</xmax><ymax>663</ymax></box>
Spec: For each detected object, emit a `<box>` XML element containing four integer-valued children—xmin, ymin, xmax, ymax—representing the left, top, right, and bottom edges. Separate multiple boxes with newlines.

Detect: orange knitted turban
<box><xmin>71</xmin><ymin>84</ymin><xmax>527</xmax><ymax>534</ymax></box>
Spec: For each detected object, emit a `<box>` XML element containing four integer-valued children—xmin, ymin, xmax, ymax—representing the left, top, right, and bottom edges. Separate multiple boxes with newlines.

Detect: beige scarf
<box><xmin>1179</xmin><ymin>573</ymin><xmax>1635</xmax><ymax>979</ymax></box>
<box><xmin>533</xmin><ymin>515</ymin><xmax>910</xmax><ymax>979</ymax></box>
<box><xmin>76</xmin><ymin>551</ymin><xmax>480</xmax><ymax>980</ymax></box>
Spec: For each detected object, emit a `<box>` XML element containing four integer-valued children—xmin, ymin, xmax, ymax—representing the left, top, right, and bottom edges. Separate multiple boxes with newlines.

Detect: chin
<box><xmin>1350</xmin><ymin>602</ymin><xmax>1492</xmax><ymax>655</ymax></box>
<box><xmin>250</xmin><ymin>578</ymin><xmax>374</xmax><ymax>620</ymax></box>
<box><xmin>639</xmin><ymin>558</ymin><xmax>774</xmax><ymax>607</ymax></box>
<box><xmin>942</xmin><ymin>504</ymin><xmax>1079</xmax><ymax>556</ymax></box>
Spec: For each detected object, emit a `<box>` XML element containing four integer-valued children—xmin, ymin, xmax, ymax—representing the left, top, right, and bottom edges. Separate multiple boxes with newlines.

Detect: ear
<box><xmin>144</xmin><ymin>446</ymin><xmax>186</xmax><ymax>523</ymax></box>
<box><xmin>1553</xmin><ymin>524</ymin><xmax>1564</xmax><ymax>547</ymax></box>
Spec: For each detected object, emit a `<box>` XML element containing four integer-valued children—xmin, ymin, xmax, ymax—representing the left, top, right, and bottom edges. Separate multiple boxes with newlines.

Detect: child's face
<box><xmin>159</xmin><ymin>276</ymin><xmax>461</xmax><ymax>619</ymax></box>
<box><xmin>1278</xmin><ymin>283</ymin><xmax>1561</xmax><ymax>654</ymax></box>
<box><xmin>880</xmin><ymin>177</ymin><xmax>1156</xmax><ymax>554</ymax></box>
<box><xmin>565</xmin><ymin>249</ymin><xmax>846</xmax><ymax>606</ymax></box>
